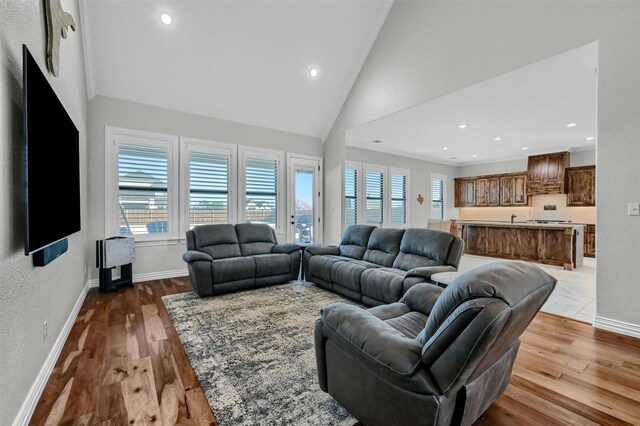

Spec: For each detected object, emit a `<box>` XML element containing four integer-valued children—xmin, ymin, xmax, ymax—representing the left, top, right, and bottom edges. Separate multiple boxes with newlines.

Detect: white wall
<box><xmin>346</xmin><ymin>147</ymin><xmax>458</xmax><ymax>227</ymax></box>
<box><xmin>88</xmin><ymin>95</ymin><xmax>323</xmax><ymax>280</ymax></box>
<box><xmin>323</xmin><ymin>1</ymin><xmax>640</xmax><ymax>329</ymax></box>
<box><xmin>0</xmin><ymin>0</ymin><xmax>89</xmax><ymax>423</ymax></box>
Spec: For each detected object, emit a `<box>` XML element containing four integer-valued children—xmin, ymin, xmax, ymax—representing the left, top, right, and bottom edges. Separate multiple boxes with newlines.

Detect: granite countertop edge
<box><xmin>454</xmin><ymin>220</ymin><xmax>586</xmax><ymax>229</ymax></box>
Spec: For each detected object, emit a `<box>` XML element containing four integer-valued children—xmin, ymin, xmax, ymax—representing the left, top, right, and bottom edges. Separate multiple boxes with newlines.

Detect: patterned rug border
<box><xmin>162</xmin><ymin>282</ymin><xmax>360</xmax><ymax>425</ymax></box>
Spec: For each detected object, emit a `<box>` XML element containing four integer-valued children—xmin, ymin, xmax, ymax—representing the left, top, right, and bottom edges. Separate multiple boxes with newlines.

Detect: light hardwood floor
<box><xmin>29</xmin><ymin>277</ymin><xmax>639</xmax><ymax>425</ymax></box>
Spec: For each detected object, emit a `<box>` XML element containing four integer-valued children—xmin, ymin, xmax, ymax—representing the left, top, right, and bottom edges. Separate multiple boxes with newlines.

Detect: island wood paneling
<box><xmin>28</xmin><ymin>278</ymin><xmax>640</xmax><ymax>426</ymax></box>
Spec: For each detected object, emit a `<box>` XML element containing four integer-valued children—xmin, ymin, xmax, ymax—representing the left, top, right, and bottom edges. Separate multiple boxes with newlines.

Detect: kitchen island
<box><xmin>455</xmin><ymin>220</ymin><xmax>584</xmax><ymax>270</ymax></box>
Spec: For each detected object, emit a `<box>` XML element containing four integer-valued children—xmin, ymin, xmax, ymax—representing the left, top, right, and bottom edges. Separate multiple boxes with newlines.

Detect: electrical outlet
<box><xmin>43</xmin><ymin>321</ymin><xmax>48</xmax><ymax>341</ymax></box>
<box><xmin>628</xmin><ymin>203</ymin><xmax>640</xmax><ymax>216</ymax></box>
<box><xmin>543</xmin><ymin>205</ymin><xmax>557</xmax><ymax>211</ymax></box>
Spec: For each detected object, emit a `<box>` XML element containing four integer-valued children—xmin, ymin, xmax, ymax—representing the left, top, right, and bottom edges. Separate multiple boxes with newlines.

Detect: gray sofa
<box><xmin>315</xmin><ymin>261</ymin><xmax>557</xmax><ymax>426</ymax></box>
<box><xmin>182</xmin><ymin>223</ymin><xmax>301</xmax><ymax>297</ymax></box>
<box><xmin>304</xmin><ymin>225</ymin><xmax>464</xmax><ymax>306</ymax></box>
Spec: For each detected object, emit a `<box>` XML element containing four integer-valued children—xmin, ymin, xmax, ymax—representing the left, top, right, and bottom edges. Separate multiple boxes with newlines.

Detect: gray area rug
<box><xmin>162</xmin><ymin>283</ymin><xmax>359</xmax><ymax>425</ymax></box>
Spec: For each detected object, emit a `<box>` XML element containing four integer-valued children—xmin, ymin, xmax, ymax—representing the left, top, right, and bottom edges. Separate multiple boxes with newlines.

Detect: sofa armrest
<box><xmin>182</xmin><ymin>250</ymin><xmax>213</xmax><ymax>263</ymax></box>
<box><xmin>272</xmin><ymin>243</ymin><xmax>302</xmax><ymax>254</ymax></box>
<box><xmin>319</xmin><ymin>303</ymin><xmax>423</xmax><ymax>375</ymax></box>
<box><xmin>399</xmin><ymin>283</ymin><xmax>445</xmax><ymax>316</ymax></box>
<box><xmin>305</xmin><ymin>245</ymin><xmax>340</xmax><ymax>256</ymax></box>
<box><xmin>406</xmin><ymin>265</ymin><xmax>457</xmax><ymax>281</ymax></box>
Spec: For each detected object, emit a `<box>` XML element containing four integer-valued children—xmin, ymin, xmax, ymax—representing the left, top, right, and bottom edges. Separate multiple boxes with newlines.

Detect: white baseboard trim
<box><xmin>593</xmin><ymin>315</ymin><xmax>640</xmax><ymax>339</ymax></box>
<box><xmin>87</xmin><ymin>268</ymin><xmax>189</xmax><ymax>288</ymax></box>
<box><xmin>12</xmin><ymin>280</ymin><xmax>90</xmax><ymax>426</ymax></box>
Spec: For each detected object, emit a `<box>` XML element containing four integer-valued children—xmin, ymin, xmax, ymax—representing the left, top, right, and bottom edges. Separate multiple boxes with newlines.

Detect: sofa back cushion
<box><xmin>235</xmin><ymin>223</ymin><xmax>276</xmax><ymax>256</ymax></box>
<box><xmin>189</xmin><ymin>224</ymin><xmax>241</xmax><ymax>259</ymax></box>
<box><xmin>363</xmin><ymin>228</ymin><xmax>405</xmax><ymax>267</ymax></box>
<box><xmin>393</xmin><ymin>229</ymin><xmax>457</xmax><ymax>271</ymax></box>
<box><xmin>339</xmin><ymin>225</ymin><xmax>377</xmax><ymax>259</ymax></box>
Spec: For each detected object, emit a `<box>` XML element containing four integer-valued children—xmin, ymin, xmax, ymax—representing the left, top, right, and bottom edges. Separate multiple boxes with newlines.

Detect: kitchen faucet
<box><xmin>511</xmin><ymin>213</ymin><xmax>517</xmax><ymax>224</ymax></box>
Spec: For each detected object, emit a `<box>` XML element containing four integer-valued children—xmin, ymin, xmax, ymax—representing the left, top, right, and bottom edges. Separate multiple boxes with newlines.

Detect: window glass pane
<box><xmin>189</xmin><ymin>151</ymin><xmax>229</xmax><ymax>228</ymax></box>
<box><xmin>118</xmin><ymin>143</ymin><xmax>168</xmax><ymax>235</ymax></box>
<box><xmin>432</xmin><ymin>178</ymin><xmax>444</xmax><ymax>220</ymax></box>
<box><xmin>344</xmin><ymin>168</ymin><xmax>358</xmax><ymax>226</ymax></box>
<box><xmin>365</xmin><ymin>170</ymin><xmax>384</xmax><ymax>224</ymax></box>
<box><xmin>391</xmin><ymin>174</ymin><xmax>407</xmax><ymax>224</ymax></box>
<box><xmin>245</xmin><ymin>157</ymin><xmax>278</xmax><ymax>227</ymax></box>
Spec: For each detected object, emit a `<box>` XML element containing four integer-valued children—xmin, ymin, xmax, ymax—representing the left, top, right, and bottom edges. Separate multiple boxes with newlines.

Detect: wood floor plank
<box><xmin>29</xmin><ymin>277</ymin><xmax>640</xmax><ymax>426</ymax></box>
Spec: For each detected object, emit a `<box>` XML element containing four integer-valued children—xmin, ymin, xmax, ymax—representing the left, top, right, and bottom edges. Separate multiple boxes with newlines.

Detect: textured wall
<box><xmin>322</xmin><ymin>1</ymin><xmax>640</xmax><ymax>328</ymax></box>
<box><xmin>0</xmin><ymin>0</ymin><xmax>88</xmax><ymax>423</ymax></box>
<box><xmin>87</xmin><ymin>95</ymin><xmax>323</xmax><ymax>280</ymax></box>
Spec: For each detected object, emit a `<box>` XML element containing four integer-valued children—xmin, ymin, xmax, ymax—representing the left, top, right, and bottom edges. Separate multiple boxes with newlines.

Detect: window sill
<box><xmin>134</xmin><ymin>239</ymin><xmax>185</xmax><ymax>248</ymax></box>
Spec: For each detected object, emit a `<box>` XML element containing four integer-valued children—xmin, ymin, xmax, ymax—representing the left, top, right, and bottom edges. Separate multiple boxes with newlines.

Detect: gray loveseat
<box><xmin>304</xmin><ymin>225</ymin><xmax>464</xmax><ymax>306</ymax></box>
<box><xmin>315</xmin><ymin>261</ymin><xmax>557</xmax><ymax>425</ymax></box>
<box><xmin>182</xmin><ymin>223</ymin><xmax>301</xmax><ymax>297</ymax></box>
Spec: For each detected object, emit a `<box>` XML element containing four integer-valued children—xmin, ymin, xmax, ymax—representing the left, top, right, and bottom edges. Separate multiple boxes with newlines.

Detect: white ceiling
<box><xmin>345</xmin><ymin>42</ymin><xmax>598</xmax><ymax>166</ymax></box>
<box><xmin>81</xmin><ymin>0</ymin><xmax>393</xmax><ymax>139</ymax></box>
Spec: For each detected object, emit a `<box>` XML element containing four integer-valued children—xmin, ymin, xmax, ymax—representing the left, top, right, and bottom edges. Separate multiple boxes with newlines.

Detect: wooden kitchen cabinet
<box><xmin>475</xmin><ymin>179</ymin><xmax>488</xmax><ymax>206</ymax></box>
<box><xmin>488</xmin><ymin>177</ymin><xmax>500</xmax><ymax>206</ymax></box>
<box><xmin>527</xmin><ymin>151</ymin><xmax>570</xmax><ymax>195</ymax></box>
<box><xmin>566</xmin><ymin>165</ymin><xmax>596</xmax><ymax>206</ymax></box>
<box><xmin>513</xmin><ymin>174</ymin><xmax>528</xmax><ymax>205</ymax></box>
<box><xmin>454</xmin><ymin>179</ymin><xmax>476</xmax><ymax>207</ymax></box>
<box><xmin>584</xmin><ymin>224</ymin><xmax>596</xmax><ymax>257</ymax></box>
<box><xmin>500</xmin><ymin>176</ymin><xmax>514</xmax><ymax>205</ymax></box>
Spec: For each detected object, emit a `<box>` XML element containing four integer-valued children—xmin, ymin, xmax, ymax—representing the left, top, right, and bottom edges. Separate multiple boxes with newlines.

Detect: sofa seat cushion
<box><xmin>331</xmin><ymin>261</ymin><xmax>368</xmax><ymax>292</ymax></box>
<box><xmin>211</xmin><ymin>257</ymin><xmax>256</xmax><ymax>283</ymax></box>
<box><xmin>366</xmin><ymin>302</ymin><xmax>428</xmax><ymax>339</ymax></box>
<box><xmin>252</xmin><ymin>253</ymin><xmax>291</xmax><ymax>278</ymax></box>
<box><xmin>348</xmin><ymin>260</ymin><xmax>383</xmax><ymax>269</ymax></box>
<box><xmin>361</xmin><ymin>268</ymin><xmax>406</xmax><ymax>304</ymax></box>
<box><xmin>363</xmin><ymin>228</ymin><xmax>405</xmax><ymax>267</ymax></box>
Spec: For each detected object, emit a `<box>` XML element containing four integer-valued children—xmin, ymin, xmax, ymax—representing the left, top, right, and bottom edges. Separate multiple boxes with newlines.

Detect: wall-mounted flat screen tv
<box><xmin>23</xmin><ymin>45</ymin><xmax>81</xmax><ymax>255</ymax></box>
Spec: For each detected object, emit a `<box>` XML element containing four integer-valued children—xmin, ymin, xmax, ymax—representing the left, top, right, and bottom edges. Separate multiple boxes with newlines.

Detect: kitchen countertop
<box><xmin>455</xmin><ymin>220</ymin><xmax>585</xmax><ymax>230</ymax></box>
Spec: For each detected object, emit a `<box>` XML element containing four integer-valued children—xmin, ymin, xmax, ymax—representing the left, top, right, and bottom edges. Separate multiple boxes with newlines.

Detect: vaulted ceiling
<box><xmin>80</xmin><ymin>0</ymin><xmax>393</xmax><ymax>139</ymax></box>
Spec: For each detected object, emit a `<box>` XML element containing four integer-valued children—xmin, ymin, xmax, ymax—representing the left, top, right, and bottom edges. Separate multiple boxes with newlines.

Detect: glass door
<box><xmin>287</xmin><ymin>156</ymin><xmax>322</xmax><ymax>244</ymax></box>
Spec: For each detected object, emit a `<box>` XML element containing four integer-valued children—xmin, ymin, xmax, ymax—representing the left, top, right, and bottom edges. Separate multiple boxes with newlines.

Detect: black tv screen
<box><xmin>23</xmin><ymin>45</ymin><xmax>81</xmax><ymax>255</ymax></box>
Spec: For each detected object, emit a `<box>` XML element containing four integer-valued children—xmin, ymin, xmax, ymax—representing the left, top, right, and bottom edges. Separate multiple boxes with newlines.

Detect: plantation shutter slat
<box><xmin>366</xmin><ymin>170</ymin><xmax>384</xmax><ymax>224</ymax></box>
<box><xmin>245</xmin><ymin>157</ymin><xmax>278</xmax><ymax>227</ymax></box>
<box><xmin>118</xmin><ymin>143</ymin><xmax>169</xmax><ymax>235</ymax></box>
<box><xmin>189</xmin><ymin>151</ymin><xmax>229</xmax><ymax>227</ymax></box>
<box><xmin>391</xmin><ymin>174</ymin><xmax>407</xmax><ymax>225</ymax></box>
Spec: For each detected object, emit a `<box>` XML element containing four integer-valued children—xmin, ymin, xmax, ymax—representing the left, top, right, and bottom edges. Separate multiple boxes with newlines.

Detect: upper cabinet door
<box><xmin>475</xmin><ymin>178</ymin><xmax>489</xmax><ymax>206</ymax></box>
<box><xmin>566</xmin><ymin>166</ymin><xmax>596</xmax><ymax>206</ymax></box>
<box><xmin>500</xmin><ymin>176</ymin><xmax>513</xmax><ymax>206</ymax></box>
<box><xmin>488</xmin><ymin>177</ymin><xmax>500</xmax><ymax>206</ymax></box>
<box><xmin>455</xmin><ymin>178</ymin><xmax>476</xmax><ymax>207</ymax></box>
<box><xmin>527</xmin><ymin>151</ymin><xmax>569</xmax><ymax>195</ymax></box>
<box><xmin>512</xmin><ymin>174</ymin><xmax>528</xmax><ymax>205</ymax></box>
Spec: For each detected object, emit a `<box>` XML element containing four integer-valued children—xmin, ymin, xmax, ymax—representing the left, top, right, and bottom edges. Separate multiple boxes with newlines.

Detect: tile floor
<box><xmin>458</xmin><ymin>255</ymin><xmax>596</xmax><ymax>322</ymax></box>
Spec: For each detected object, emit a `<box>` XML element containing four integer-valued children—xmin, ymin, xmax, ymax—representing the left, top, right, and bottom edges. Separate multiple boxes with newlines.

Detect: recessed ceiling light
<box><xmin>566</xmin><ymin>122</ymin><xmax>577</xmax><ymax>127</ymax></box>
<box><xmin>472</xmin><ymin>154</ymin><xmax>479</xmax><ymax>158</ymax></box>
<box><xmin>442</xmin><ymin>147</ymin><xmax>449</xmax><ymax>150</ymax></box>
<box><xmin>160</xmin><ymin>13</ymin><xmax>172</xmax><ymax>25</ymax></box>
<box><xmin>494</xmin><ymin>137</ymin><xmax>502</xmax><ymax>141</ymax></box>
<box><xmin>521</xmin><ymin>147</ymin><xmax>528</xmax><ymax>150</ymax></box>
<box><xmin>309</xmin><ymin>68</ymin><xmax>319</xmax><ymax>78</ymax></box>
<box><xmin>458</xmin><ymin>124</ymin><xmax>467</xmax><ymax>129</ymax></box>
<box><xmin>450</xmin><ymin>157</ymin><xmax>458</xmax><ymax>160</ymax></box>
<box><xmin>586</xmin><ymin>136</ymin><xmax>595</xmax><ymax>140</ymax></box>
<box><xmin>372</xmin><ymin>140</ymin><xmax>382</xmax><ymax>144</ymax></box>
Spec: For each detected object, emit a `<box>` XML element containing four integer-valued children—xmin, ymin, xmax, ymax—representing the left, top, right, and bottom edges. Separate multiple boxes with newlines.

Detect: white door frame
<box><xmin>286</xmin><ymin>153</ymin><xmax>323</xmax><ymax>244</ymax></box>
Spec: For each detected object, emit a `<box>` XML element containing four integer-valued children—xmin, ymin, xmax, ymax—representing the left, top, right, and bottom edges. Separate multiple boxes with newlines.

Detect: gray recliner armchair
<box><xmin>314</xmin><ymin>261</ymin><xmax>557</xmax><ymax>426</ymax></box>
<box><xmin>183</xmin><ymin>223</ymin><xmax>301</xmax><ymax>297</ymax></box>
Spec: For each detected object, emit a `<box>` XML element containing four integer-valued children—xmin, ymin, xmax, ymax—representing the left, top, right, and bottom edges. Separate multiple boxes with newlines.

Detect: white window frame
<box><xmin>362</xmin><ymin>163</ymin><xmax>388</xmax><ymax>227</ymax></box>
<box><xmin>105</xmin><ymin>126</ymin><xmax>180</xmax><ymax>243</ymax></box>
<box><xmin>238</xmin><ymin>146</ymin><xmax>285</xmax><ymax>236</ymax></box>
<box><xmin>431</xmin><ymin>173</ymin><xmax>447</xmax><ymax>220</ymax></box>
<box><xmin>389</xmin><ymin>167</ymin><xmax>410</xmax><ymax>227</ymax></box>
<box><xmin>344</xmin><ymin>161</ymin><xmax>363</xmax><ymax>226</ymax></box>
<box><xmin>179</xmin><ymin>137</ymin><xmax>238</xmax><ymax>237</ymax></box>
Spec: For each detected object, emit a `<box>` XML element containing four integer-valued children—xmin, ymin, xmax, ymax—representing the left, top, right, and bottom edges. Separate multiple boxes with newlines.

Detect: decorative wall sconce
<box><xmin>45</xmin><ymin>0</ymin><xmax>76</xmax><ymax>76</ymax></box>
<box><xmin>417</xmin><ymin>194</ymin><xmax>424</xmax><ymax>205</ymax></box>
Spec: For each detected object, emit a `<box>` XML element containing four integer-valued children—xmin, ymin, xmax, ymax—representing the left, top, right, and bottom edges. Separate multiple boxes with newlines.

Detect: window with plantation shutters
<box><xmin>390</xmin><ymin>172</ymin><xmax>407</xmax><ymax>225</ymax></box>
<box><xmin>117</xmin><ymin>142</ymin><xmax>170</xmax><ymax>236</ymax></box>
<box><xmin>365</xmin><ymin>168</ymin><xmax>384</xmax><ymax>225</ymax></box>
<box><xmin>243</xmin><ymin>153</ymin><xmax>280</xmax><ymax>229</ymax></box>
<box><xmin>344</xmin><ymin>165</ymin><xmax>358</xmax><ymax>226</ymax></box>
<box><xmin>431</xmin><ymin>174</ymin><xmax>446</xmax><ymax>220</ymax></box>
<box><xmin>188</xmin><ymin>151</ymin><xmax>230</xmax><ymax>227</ymax></box>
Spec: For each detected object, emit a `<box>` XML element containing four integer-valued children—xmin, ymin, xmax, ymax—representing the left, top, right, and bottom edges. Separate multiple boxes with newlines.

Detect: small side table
<box><xmin>96</xmin><ymin>237</ymin><xmax>135</xmax><ymax>292</ymax></box>
<box><xmin>431</xmin><ymin>271</ymin><xmax>462</xmax><ymax>288</ymax></box>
